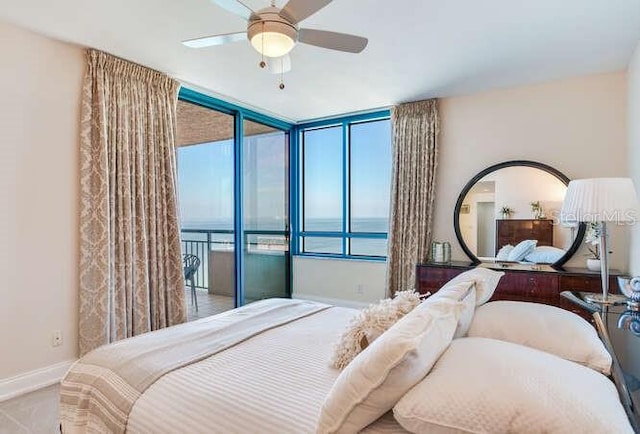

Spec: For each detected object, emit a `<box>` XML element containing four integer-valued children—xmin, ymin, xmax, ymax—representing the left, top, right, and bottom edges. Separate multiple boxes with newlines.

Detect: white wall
<box><xmin>492</xmin><ymin>167</ymin><xmax>566</xmax><ymax>223</ymax></box>
<box><xmin>629</xmin><ymin>41</ymin><xmax>640</xmax><ymax>275</ymax></box>
<box><xmin>460</xmin><ymin>191</ymin><xmax>495</xmax><ymax>254</ymax></box>
<box><xmin>619</xmin><ymin>41</ymin><xmax>640</xmax><ymax>372</ymax></box>
<box><xmin>293</xmin><ymin>257</ymin><xmax>386</xmax><ymax>307</ymax></box>
<box><xmin>0</xmin><ymin>22</ymin><xmax>83</xmax><ymax>380</ymax></box>
<box><xmin>433</xmin><ymin>72</ymin><xmax>629</xmax><ymax>270</ymax></box>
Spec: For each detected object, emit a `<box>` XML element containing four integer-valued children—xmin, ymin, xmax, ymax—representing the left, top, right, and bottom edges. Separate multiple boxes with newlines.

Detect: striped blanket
<box><xmin>59</xmin><ymin>298</ymin><xmax>331</xmax><ymax>433</ymax></box>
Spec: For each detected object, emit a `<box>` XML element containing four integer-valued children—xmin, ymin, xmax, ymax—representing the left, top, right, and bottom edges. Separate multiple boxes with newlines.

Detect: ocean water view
<box><xmin>180</xmin><ymin>217</ymin><xmax>388</xmax><ymax>257</ymax></box>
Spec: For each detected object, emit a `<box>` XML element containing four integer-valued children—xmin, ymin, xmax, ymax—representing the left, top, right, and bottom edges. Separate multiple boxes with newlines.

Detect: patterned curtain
<box><xmin>79</xmin><ymin>49</ymin><xmax>186</xmax><ymax>355</ymax></box>
<box><xmin>386</xmin><ymin>99</ymin><xmax>440</xmax><ymax>296</ymax></box>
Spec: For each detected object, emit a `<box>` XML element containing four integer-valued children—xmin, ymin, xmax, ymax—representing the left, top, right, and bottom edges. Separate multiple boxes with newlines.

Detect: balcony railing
<box><xmin>180</xmin><ymin>228</ymin><xmax>288</xmax><ymax>291</ymax></box>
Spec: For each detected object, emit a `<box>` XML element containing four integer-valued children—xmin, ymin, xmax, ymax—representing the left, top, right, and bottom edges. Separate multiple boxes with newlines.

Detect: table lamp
<box><xmin>560</xmin><ymin>178</ymin><xmax>640</xmax><ymax>304</ymax></box>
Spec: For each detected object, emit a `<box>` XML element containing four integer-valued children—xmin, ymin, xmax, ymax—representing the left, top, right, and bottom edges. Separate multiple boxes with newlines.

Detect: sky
<box><xmin>177</xmin><ymin>119</ymin><xmax>391</xmax><ymax>229</ymax></box>
<box><xmin>178</xmin><ymin>139</ymin><xmax>234</xmax><ymax>224</ymax></box>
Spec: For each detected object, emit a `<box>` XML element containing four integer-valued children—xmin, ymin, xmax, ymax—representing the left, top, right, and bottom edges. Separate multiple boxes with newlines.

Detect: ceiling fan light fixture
<box><xmin>248</xmin><ymin>19</ymin><xmax>297</xmax><ymax>58</ymax></box>
<box><xmin>251</xmin><ymin>31</ymin><xmax>295</xmax><ymax>57</ymax></box>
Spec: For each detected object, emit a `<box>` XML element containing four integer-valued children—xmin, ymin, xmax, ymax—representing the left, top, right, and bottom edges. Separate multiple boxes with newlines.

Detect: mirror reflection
<box><xmin>458</xmin><ymin>166</ymin><xmax>575</xmax><ymax>264</ymax></box>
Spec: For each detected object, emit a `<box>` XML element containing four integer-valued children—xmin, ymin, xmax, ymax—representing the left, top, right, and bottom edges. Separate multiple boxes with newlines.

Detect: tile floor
<box><xmin>186</xmin><ymin>289</ymin><xmax>234</xmax><ymax>321</ymax></box>
<box><xmin>0</xmin><ymin>385</ymin><xmax>60</xmax><ymax>434</ymax></box>
<box><xmin>0</xmin><ymin>291</ymin><xmax>233</xmax><ymax>433</ymax></box>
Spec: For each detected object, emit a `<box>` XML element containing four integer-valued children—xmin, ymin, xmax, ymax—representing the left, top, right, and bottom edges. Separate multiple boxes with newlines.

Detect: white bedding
<box><xmin>63</xmin><ymin>299</ymin><xmax>408</xmax><ymax>433</ymax></box>
<box><xmin>128</xmin><ymin>304</ymin><xmax>408</xmax><ymax>433</ymax></box>
<box><xmin>61</xmin><ymin>296</ymin><xmax>633</xmax><ymax>433</ymax></box>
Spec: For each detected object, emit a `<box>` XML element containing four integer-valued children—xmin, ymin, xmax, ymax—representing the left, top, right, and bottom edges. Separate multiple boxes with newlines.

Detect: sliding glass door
<box><xmin>176</xmin><ymin>93</ymin><xmax>291</xmax><ymax>317</ymax></box>
<box><xmin>242</xmin><ymin>119</ymin><xmax>290</xmax><ymax>302</ymax></box>
<box><xmin>176</xmin><ymin>100</ymin><xmax>237</xmax><ymax>319</ymax></box>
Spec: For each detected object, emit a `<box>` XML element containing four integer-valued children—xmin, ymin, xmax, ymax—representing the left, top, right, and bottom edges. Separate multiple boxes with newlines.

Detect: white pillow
<box><xmin>507</xmin><ymin>239</ymin><xmax>538</xmax><ymax>261</ymax></box>
<box><xmin>330</xmin><ymin>290</ymin><xmax>421</xmax><ymax>369</ymax></box>
<box><xmin>394</xmin><ymin>338</ymin><xmax>633</xmax><ymax>434</ymax></box>
<box><xmin>454</xmin><ymin>287</ymin><xmax>475</xmax><ymax>338</ymax></box>
<box><xmin>467</xmin><ymin>301</ymin><xmax>611</xmax><ymax>374</ymax></box>
<box><xmin>316</xmin><ymin>295</ymin><xmax>462</xmax><ymax>434</ymax></box>
<box><xmin>496</xmin><ymin>244</ymin><xmax>514</xmax><ymax>261</ymax></box>
<box><xmin>428</xmin><ymin>281</ymin><xmax>476</xmax><ymax>338</ymax></box>
<box><xmin>524</xmin><ymin>245</ymin><xmax>566</xmax><ymax>263</ymax></box>
<box><xmin>441</xmin><ymin>267</ymin><xmax>504</xmax><ymax>306</ymax></box>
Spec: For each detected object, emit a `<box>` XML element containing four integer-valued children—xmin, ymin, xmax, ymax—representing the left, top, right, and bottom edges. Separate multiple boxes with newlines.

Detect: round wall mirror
<box><xmin>453</xmin><ymin>160</ymin><xmax>585</xmax><ymax>268</ymax></box>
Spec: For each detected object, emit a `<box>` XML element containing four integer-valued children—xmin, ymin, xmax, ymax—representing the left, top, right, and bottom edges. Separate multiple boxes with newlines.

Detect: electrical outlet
<box><xmin>356</xmin><ymin>284</ymin><xmax>364</xmax><ymax>294</ymax></box>
<box><xmin>52</xmin><ymin>330</ymin><xmax>63</xmax><ymax>347</ymax></box>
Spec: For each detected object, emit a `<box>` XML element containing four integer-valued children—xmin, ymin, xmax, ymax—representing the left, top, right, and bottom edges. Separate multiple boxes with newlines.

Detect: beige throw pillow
<box><xmin>330</xmin><ymin>290</ymin><xmax>421</xmax><ymax>370</ymax></box>
<box><xmin>428</xmin><ymin>280</ymin><xmax>476</xmax><ymax>338</ymax></box>
<box><xmin>394</xmin><ymin>337</ymin><xmax>632</xmax><ymax>434</ymax></box>
<box><xmin>317</xmin><ymin>287</ymin><xmax>465</xmax><ymax>434</ymax></box>
<box><xmin>467</xmin><ymin>300</ymin><xmax>612</xmax><ymax>374</ymax></box>
<box><xmin>442</xmin><ymin>267</ymin><xmax>504</xmax><ymax>306</ymax></box>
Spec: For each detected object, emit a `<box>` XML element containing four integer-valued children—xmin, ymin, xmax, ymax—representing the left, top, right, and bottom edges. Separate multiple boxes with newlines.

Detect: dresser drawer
<box><xmin>416</xmin><ymin>266</ymin><xmax>467</xmax><ymax>295</ymax></box>
<box><xmin>494</xmin><ymin>273</ymin><xmax>559</xmax><ymax>305</ymax></box>
<box><xmin>559</xmin><ymin>275</ymin><xmax>601</xmax><ymax>292</ymax></box>
<box><xmin>496</xmin><ymin>273</ymin><xmax>558</xmax><ymax>296</ymax></box>
<box><xmin>559</xmin><ymin>275</ymin><xmax>620</xmax><ymax>295</ymax></box>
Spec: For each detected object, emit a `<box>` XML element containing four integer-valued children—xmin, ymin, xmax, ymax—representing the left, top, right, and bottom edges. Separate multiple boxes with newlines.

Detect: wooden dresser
<box><xmin>415</xmin><ymin>261</ymin><xmax>621</xmax><ymax>321</ymax></box>
<box><xmin>495</xmin><ymin>219</ymin><xmax>554</xmax><ymax>253</ymax></box>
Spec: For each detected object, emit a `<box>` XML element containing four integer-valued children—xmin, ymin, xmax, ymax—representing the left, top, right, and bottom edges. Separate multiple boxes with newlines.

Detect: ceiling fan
<box><xmin>183</xmin><ymin>0</ymin><xmax>368</xmax><ymax>88</ymax></box>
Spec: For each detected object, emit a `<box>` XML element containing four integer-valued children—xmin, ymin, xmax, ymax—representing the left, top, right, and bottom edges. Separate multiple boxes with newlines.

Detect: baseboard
<box><xmin>293</xmin><ymin>293</ymin><xmax>371</xmax><ymax>309</ymax></box>
<box><xmin>0</xmin><ymin>359</ymin><xmax>76</xmax><ymax>402</ymax></box>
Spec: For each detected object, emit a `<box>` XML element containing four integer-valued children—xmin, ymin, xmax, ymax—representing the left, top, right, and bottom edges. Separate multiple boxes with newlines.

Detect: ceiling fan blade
<box><xmin>266</xmin><ymin>55</ymin><xmax>292</xmax><ymax>74</ymax></box>
<box><xmin>280</xmin><ymin>0</ymin><xmax>332</xmax><ymax>24</ymax></box>
<box><xmin>298</xmin><ymin>29</ymin><xmax>368</xmax><ymax>53</ymax></box>
<box><xmin>210</xmin><ymin>0</ymin><xmax>258</xmax><ymax>21</ymax></box>
<box><xmin>182</xmin><ymin>32</ymin><xmax>247</xmax><ymax>48</ymax></box>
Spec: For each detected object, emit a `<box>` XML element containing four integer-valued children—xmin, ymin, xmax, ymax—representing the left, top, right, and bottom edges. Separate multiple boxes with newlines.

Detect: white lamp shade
<box><xmin>560</xmin><ymin>178</ymin><xmax>640</xmax><ymax>223</ymax></box>
<box><xmin>250</xmin><ymin>32</ymin><xmax>295</xmax><ymax>57</ymax></box>
<box><xmin>248</xmin><ymin>21</ymin><xmax>297</xmax><ymax>58</ymax></box>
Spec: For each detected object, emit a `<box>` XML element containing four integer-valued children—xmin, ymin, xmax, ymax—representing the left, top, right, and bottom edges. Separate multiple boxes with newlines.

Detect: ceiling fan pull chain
<box><xmin>259</xmin><ymin>22</ymin><xmax>266</xmax><ymax>68</ymax></box>
<box><xmin>279</xmin><ymin>63</ymin><xmax>285</xmax><ymax>90</ymax></box>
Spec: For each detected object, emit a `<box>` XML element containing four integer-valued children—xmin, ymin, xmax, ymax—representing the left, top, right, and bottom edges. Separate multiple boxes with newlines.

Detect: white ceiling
<box><xmin>1</xmin><ymin>0</ymin><xmax>639</xmax><ymax>122</ymax></box>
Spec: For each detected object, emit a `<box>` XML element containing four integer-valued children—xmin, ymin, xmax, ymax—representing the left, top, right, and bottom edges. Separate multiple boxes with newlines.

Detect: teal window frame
<box><xmin>178</xmin><ymin>88</ymin><xmax>294</xmax><ymax>306</ymax></box>
<box><xmin>292</xmin><ymin>110</ymin><xmax>392</xmax><ymax>261</ymax></box>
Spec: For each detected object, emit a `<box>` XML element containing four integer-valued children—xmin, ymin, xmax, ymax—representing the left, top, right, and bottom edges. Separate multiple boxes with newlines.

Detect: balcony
<box><xmin>181</xmin><ymin>228</ymin><xmax>289</xmax><ymax>320</ymax></box>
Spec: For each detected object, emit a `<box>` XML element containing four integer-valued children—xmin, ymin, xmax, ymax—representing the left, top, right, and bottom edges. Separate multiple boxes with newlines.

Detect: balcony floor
<box><xmin>185</xmin><ymin>288</ymin><xmax>234</xmax><ymax>321</ymax></box>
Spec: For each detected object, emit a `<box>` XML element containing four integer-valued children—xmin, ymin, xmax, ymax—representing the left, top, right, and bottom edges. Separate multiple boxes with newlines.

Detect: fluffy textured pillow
<box><xmin>496</xmin><ymin>244</ymin><xmax>514</xmax><ymax>261</ymax></box>
<box><xmin>330</xmin><ymin>290</ymin><xmax>421</xmax><ymax>369</ymax></box>
<box><xmin>394</xmin><ymin>338</ymin><xmax>632</xmax><ymax>434</ymax></box>
<box><xmin>507</xmin><ymin>239</ymin><xmax>537</xmax><ymax>261</ymax></box>
<box><xmin>524</xmin><ymin>245</ymin><xmax>566</xmax><ymax>263</ymax></box>
<box><xmin>441</xmin><ymin>267</ymin><xmax>504</xmax><ymax>306</ymax></box>
<box><xmin>467</xmin><ymin>301</ymin><xmax>611</xmax><ymax>374</ymax></box>
<box><xmin>428</xmin><ymin>281</ymin><xmax>476</xmax><ymax>338</ymax></box>
<box><xmin>317</xmin><ymin>295</ymin><xmax>462</xmax><ymax>434</ymax></box>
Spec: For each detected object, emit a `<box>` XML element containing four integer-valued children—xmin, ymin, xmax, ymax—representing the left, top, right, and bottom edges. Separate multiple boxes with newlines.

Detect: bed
<box><xmin>60</xmin><ymin>298</ymin><xmax>406</xmax><ymax>433</ymax></box>
<box><xmin>60</xmin><ymin>270</ymin><xmax>635</xmax><ymax>434</ymax></box>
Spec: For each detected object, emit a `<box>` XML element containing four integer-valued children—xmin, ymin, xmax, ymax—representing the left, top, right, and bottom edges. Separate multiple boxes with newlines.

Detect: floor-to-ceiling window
<box><xmin>176</xmin><ymin>90</ymin><xmax>292</xmax><ymax>319</ymax></box>
<box><xmin>243</xmin><ymin>120</ymin><xmax>290</xmax><ymax>302</ymax></box>
<box><xmin>176</xmin><ymin>100</ymin><xmax>237</xmax><ymax>320</ymax></box>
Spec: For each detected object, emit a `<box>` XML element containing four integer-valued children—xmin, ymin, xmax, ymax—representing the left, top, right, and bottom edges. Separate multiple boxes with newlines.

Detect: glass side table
<box><xmin>561</xmin><ymin>291</ymin><xmax>640</xmax><ymax>432</ymax></box>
